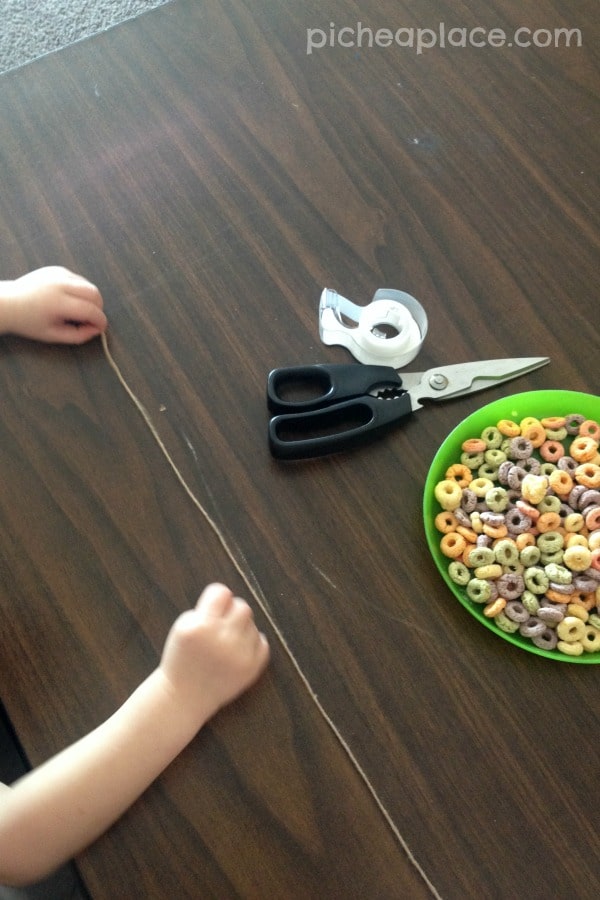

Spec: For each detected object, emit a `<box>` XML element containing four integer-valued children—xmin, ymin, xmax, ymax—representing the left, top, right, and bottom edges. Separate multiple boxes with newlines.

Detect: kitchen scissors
<box><xmin>267</xmin><ymin>358</ymin><xmax>550</xmax><ymax>459</ymax></box>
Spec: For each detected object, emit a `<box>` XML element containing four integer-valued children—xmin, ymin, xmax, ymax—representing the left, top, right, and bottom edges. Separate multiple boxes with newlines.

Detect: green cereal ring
<box><xmin>537</xmin><ymin>531</ymin><xmax>564</xmax><ymax>554</ymax></box>
<box><xmin>466</xmin><ymin>578</ymin><xmax>493</xmax><ymax>603</ymax></box>
<box><xmin>448</xmin><ymin>561</ymin><xmax>471</xmax><ymax>585</ymax></box>
<box><xmin>461</xmin><ymin>451</ymin><xmax>484</xmax><ymax>470</ymax></box>
<box><xmin>521</xmin><ymin>590</ymin><xmax>540</xmax><ymax>614</ymax></box>
<box><xmin>484</xmin><ymin>449</ymin><xmax>507</xmax><ymax>467</ymax></box>
<box><xmin>485</xmin><ymin>487</ymin><xmax>509</xmax><ymax>512</ymax></box>
<box><xmin>539</xmin><ymin>462</ymin><xmax>557</xmax><ymax>477</ymax></box>
<box><xmin>500</xmin><ymin>438</ymin><xmax>512</xmax><ymax>455</ymax></box>
<box><xmin>524</xmin><ymin>566</ymin><xmax>550</xmax><ymax>594</ymax></box>
<box><xmin>520</xmin><ymin>544</ymin><xmax>541</xmax><ymax>566</ymax></box>
<box><xmin>481</xmin><ymin>426</ymin><xmax>503</xmax><ymax>448</ymax></box>
<box><xmin>544</xmin><ymin>563</ymin><xmax>572</xmax><ymax>585</ymax></box>
<box><xmin>495</xmin><ymin>539</ymin><xmax>519</xmax><ymax>567</ymax></box>
<box><xmin>545</xmin><ymin>426</ymin><xmax>568</xmax><ymax>441</ymax></box>
<box><xmin>467</xmin><ymin>547</ymin><xmax>495</xmax><ymax>568</ymax></box>
<box><xmin>537</xmin><ymin>495</ymin><xmax>561</xmax><ymax>514</ymax></box>
<box><xmin>588</xmin><ymin>613</ymin><xmax>600</xmax><ymax>630</ymax></box>
<box><xmin>478</xmin><ymin>463</ymin><xmax>499</xmax><ymax>480</ymax></box>
<box><xmin>494</xmin><ymin>611</ymin><xmax>520</xmax><ymax>633</ymax></box>
<box><xmin>540</xmin><ymin>551</ymin><xmax>565</xmax><ymax>566</ymax></box>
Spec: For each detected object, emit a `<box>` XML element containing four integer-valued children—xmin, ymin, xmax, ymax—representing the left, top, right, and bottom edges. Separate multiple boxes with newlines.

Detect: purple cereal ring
<box><xmin>519</xmin><ymin>616</ymin><xmax>547</xmax><ymax>637</ymax></box>
<box><xmin>572</xmin><ymin>575</ymin><xmax>598</xmax><ymax>593</ymax></box>
<box><xmin>558</xmin><ymin>455</ymin><xmax>577</xmax><ymax>475</ymax></box>
<box><xmin>519</xmin><ymin>457</ymin><xmax>541</xmax><ymax>474</ymax></box>
<box><xmin>505</xmin><ymin>508</ymin><xmax>532</xmax><ymax>534</ymax></box>
<box><xmin>580</xmin><ymin>490</ymin><xmax>600</xmax><ymax>511</ymax></box>
<box><xmin>505</xmin><ymin>601</ymin><xmax>530</xmax><ymax>623</ymax></box>
<box><xmin>497</xmin><ymin>460</ymin><xmax>513</xmax><ymax>485</ymax></box>
<box><xmin>476</xmin><ymin>534</ymin><xmax>493</xmax><ymax>547</ymax></box>
<box><xmin>496</xmin><ymin>573</ymin><xmax>525</xmax><ymax>600</ymax></box>
<box><xmin>568</xmin><ymin>484</ymin><xmax>587</xmax><ymax>508</ymax></box>
<box><xmin>508</xmin><ymin>437</ymin><xmax>534</xmax><ymax>460</ymax></box>
<box><xmin>582</xmin><ymin>567</ymin><xmax>600</xmax><ymax>583</ymax></box>
<box><xmin>480</xmin><ymin>511</ymin><xmax>505</xmax><ymax>528</ymax></box>
<box><xmin>537</xmin><ymin>605</ymin><xmax>565</xmax><ymax>625</ymax></box>
<box><xmin>461</xmin><ymin>488</ymin><xmax>478</xmax><ymax>512</ymax></box>
<box><xmin>454</xmin><ymin>508</ymin><xmax>472</xmax><ymax>527</ymax></box>
<box><xmin>532</xmin><ymin>627</ymin><xmax>558</xmax><ymax>650</ymax></box>
<box><xmin>549</xmin><ymin>582</ymin><xmax>574</xmax><ymax>595</ymax></box>
<box><xmin>507</xmin><ymin>466</ymin><xmax>527</xmax><ymax>490</ymax></box>
<box><xmin>564</xmin><ymin>414</ymin><xmax>585</xmax><ymax>435</ymax></box>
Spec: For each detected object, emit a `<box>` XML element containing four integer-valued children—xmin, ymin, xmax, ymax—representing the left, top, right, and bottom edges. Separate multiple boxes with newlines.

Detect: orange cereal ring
<box><xmin>521</xmin><ymin>424</ymin><xmax>546</xmax><ymax>448</ymax></box>
<box><xmin>516</xmin><ymin>532</ymin><xmax>535</xmax><ymax>550</ymax></box>
<box><xmin>462</xmin><ymin>438</ymin><xmax>487</xmax><ymax>453</ymax></box>
<box><xmin>440</xmin><ymin>532</ymin><xmax>467</xmax><ymax>558</ymax></box>
<box><xmin>497</xmin><ymin>419</ymin><xmax>520</xmax><ymax>437</ymax></box>
<box><xmin>548</xmin><ymin>469</ymin><xmax>573</xmax><ymax>496</ymax></box>
<box><xmin>585</xmin><ymin>507</ymin><xmax>600</xmax><ymax>531</ymax></box>
<box><xmin>540</xmin><ymin>440</ymin><xmax>564</xmax><ymax>463</ymax></box>
<box><xmin>579</xmin><ymin>419</ymin><xmax>600</xmax><ymax>440</ymax></box>
<box><xmin>545</xmin><ymin>589</ymin><xmax>570</xmax><ymax>604</ymax></box>
<box><xmin>516</xmin><ymin>500</ymin><xmax>540</xmax><ymax>520</ymax></box>
<box><xmin>541</xmin><ymin>416</ymin><xmax>566</xmax><ymax>429</ymax></box>
<box><xmin>482</xmin><ymin>522</ymin><xmax>508</xmax><ymax>539</ymax></box>
<box><xmin>575</xmin><ymin>463</ymin><xmax>600</xmax><ymax>488</ymax></box>
<box><xmin>435</xmin><ymin>511</ymin><xmax>458</xmax><ymax>534</ymax></box>
<box><xmin>484</xmin><ymin>597</ymin><xmax>507</xmax><ymax>618</ymax></box>
<box><xmin>570</xmin><ymin>436</ymin><xmax>598</xmax><ymax>463</ymax></box>
<box><xmin>461</xmin><ymin>544</ymin><xmax>477</xmax><ymax>566</ymax></box>
<box><xmin>537</xmin><ymin>512</ymin><xmax>562</xmax><ymax>533</ymax></box>
<box><xmin>445</xmin><ymin>463</ymin><xmax>473</xmax><ymax>488</ymax></box>
<box><xmin>567</xmin><ymin>591</ymin><xmax>596</xmax><ymax>611</ymax></box>
<box><xmin>456</xmin><ymin>525</ymin><xmax>478</xmax><ymax>544</ymax></box>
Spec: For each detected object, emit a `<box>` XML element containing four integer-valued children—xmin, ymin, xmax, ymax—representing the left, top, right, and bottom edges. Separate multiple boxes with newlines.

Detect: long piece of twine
<box><xmin>100</xmin><ymin>331</ymin><xmax>442</xmax><ymax>899</ymax></box>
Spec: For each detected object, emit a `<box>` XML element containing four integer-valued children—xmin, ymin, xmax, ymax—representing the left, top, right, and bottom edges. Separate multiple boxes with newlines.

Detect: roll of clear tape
<box><xmin>319</xmin><ymin>287</ymin><xmax>428</xmax><ymax>368</ymax></box>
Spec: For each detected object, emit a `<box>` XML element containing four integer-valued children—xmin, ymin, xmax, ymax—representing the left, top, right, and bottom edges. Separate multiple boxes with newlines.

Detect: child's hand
<box><xmin>157</xmin><ymin>584</ymin><xmax>270</xmax><ymax>727</ymax></box>
<box><xmin>0</xmin><ymin>266</ymin><xmax>107</xmax><ymax>344</ymax></box>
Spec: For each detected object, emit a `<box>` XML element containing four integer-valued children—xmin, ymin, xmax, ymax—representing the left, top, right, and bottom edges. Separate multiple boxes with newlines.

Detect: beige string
<box><xmin>101</xmin><ymin>331</ymin><xmax>442</xmax><ymax>900</ymax></box>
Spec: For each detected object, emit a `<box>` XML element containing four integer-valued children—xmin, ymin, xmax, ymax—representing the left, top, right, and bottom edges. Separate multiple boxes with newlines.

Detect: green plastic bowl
<box><xmin>423</xmin><ymin>391</ymin><xmax>600</xmax><ymax>662</ymax></box>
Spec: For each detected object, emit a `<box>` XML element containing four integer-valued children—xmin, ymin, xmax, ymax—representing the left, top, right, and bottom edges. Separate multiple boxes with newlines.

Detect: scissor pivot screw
<box><xmin>429</xmin><ymin>373</ymin><xmax>449</xmax><ymax>390</ymax></box>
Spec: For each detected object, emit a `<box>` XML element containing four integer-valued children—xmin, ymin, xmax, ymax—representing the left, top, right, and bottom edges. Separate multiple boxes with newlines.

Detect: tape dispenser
<box><xmin>319</xmin><ymin>287</ymin><xmax>428</xmax><ymax>368</ymax></box>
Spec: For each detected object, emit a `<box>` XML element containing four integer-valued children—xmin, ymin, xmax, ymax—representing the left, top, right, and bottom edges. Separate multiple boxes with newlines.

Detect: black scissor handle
<box><xmin>267</xmin><ymin>363</ymin><xmax>403</xmax><ymax>413</ymax></box>
<box><xmin>268</xmin><ymin>392</ymin><xmax>413</xmax><ymax>459</ymax></box>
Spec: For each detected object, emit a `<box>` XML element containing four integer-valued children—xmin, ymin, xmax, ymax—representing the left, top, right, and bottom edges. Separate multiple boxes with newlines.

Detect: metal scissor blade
<box><xmin>403</xmin><ymin>357</ymin><xmax>550</xmax><ymax>408</ymax></box>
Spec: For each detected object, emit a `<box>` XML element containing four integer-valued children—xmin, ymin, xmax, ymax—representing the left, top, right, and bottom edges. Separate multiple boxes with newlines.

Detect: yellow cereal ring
<box><xmin>484</xmin><ymin>598</ymin><xmax>507</xmax><ymax>617</ymax></box>
<box><xmin>570</xmin><ymin>436</ymin><xmax>598</xmax><ymax>462</ymax></box>
<box><xmin>497</xmin><ymin>419</ymin><xmax>520</xmax><ymax>437</ymax></box>
<box><xmin>434</xmin><ymin>479</ymin><xmax>462</xmax><ymax>510</ymax></box>
<box><xmin>564</xmin><ymin>514</ymin><xmax>585</xmax><ymax>534</ymax></box>
<box><xmin>520</xmin><ymin>416</ymin><xmax>541</xmax><ymax>431</ymax></box>
<box><xmin>557</xmin><ymin>616</ymin><xmax>586</xmax><ymax>642</ymax></box>
<box><xmin>516</xmin><ymin>532</ymin><xmax>535</xmax><ymax>551</ymax></box>
<box><xmin>563</xmin><ymin>544</ymin><xmax>592</xmax><ymax>572</ymax></box>
<box><xmin>548</xmin><ymin>469</ymin><xmax>573</xmax><ymax>496</ymax></box>
<box><xmin>470</xmin><ymin>477</ymin><xmax>494</xmax><ymax>497</ymax></box>
<box><xmin>589</xmin><ymin>530</ymin><xmax>600</xmax><ymax>550</ymax></box>
<box><xmin>566</xmin><ymin>603</ymin><xmax>589</xmax><ymax>622</ymax></box>
<box><xmin>445</xmin><ymin>463</ymin><xmax>473</xmax><ymax>488</ymax></box>
<box><xmin>440</xmin><ymin>532</ymin><xmax>467</xmax><ymax>558</ymax></box>
<box><xmin>575</xmin><ymin>463</ymin><xmax>600</xmax><ymax>488</ymax></box>
<box><xmin>581</xmin><ymin>626</ymin><xmax>600</xmax><ymax>653</ymax></box>
<box><xmin>474</xmin><ymin>563</ymin><xmax>503</xmax><ymax>580</ymax></box>
<box><xmin>557</xmin><ymin>639</ymin><xmax>584</xmax><ymax>656</ymax></box>
<box><xmin>521</xmin><ymin>474</ymin><xmax>549</xmax><ymax>505</ymax></box>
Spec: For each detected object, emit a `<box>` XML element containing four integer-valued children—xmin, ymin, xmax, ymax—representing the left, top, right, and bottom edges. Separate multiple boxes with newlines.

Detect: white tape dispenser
<box><xmin>318</xmin><ymin>287</ymin><xmax>428</xmax><ymax>368</ymax></box>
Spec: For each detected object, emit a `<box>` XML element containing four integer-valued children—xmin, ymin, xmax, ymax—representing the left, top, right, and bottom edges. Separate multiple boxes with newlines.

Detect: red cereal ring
<box><xmin>540</xmin><ymin>440</ymin><xmax>565</xmax><ymax>462</ymax></box>
<box><xmin>579</xmin><ymin>420</ymin><xmax>600</xmax><ymax>440</ymax></box>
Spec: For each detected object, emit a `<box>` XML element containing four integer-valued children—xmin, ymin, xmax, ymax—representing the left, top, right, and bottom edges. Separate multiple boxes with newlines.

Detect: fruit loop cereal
<box><xmin>433</xmin><ymin>414</ymin><xmax>600</xmax><ymax>655</ymax></box>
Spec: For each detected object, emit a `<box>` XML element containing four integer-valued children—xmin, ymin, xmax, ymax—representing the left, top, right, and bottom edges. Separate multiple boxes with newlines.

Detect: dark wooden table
<box><xmin>0</xmin><ymin>1</ymin><xmax>598</xmax><ymax>897</ymax></box>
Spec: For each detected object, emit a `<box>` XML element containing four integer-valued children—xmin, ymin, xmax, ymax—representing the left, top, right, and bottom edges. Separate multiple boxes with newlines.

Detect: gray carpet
<box><xmin>0</xmin><ymin>0</ymin><xmax>171</xmax><ymax>74</ymax></box>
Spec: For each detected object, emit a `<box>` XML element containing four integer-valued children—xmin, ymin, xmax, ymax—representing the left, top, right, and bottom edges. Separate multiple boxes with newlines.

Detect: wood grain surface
<box><xmin>0</xmin><ymin>1</ymin><xmax>598</xmax><ymax>897</ymax></box>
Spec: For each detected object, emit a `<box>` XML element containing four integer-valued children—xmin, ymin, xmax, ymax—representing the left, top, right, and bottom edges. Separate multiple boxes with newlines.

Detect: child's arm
<box><xmin>0</xmin><ymin>266</ymin><xmax>107</xmax><ymax>344</ymax></box>
<box><xmin>0</xmin><ymin>584</ymin><xmax>269</xmax><ymax>886</ymax></box>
